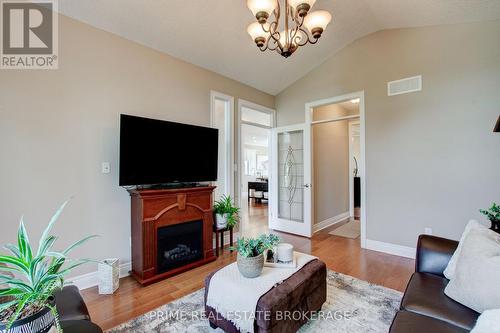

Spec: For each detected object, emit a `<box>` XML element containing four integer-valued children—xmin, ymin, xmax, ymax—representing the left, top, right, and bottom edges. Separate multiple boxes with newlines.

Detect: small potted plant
<box><xmin>233</xmin><ymin>234</ymin><xmax>280</xmax><ymax>278</ymax></box>
<box><xmin>480</xmin><ymin>202</ymin><xmax>500</xmax><ymax>233</ymax></box>
<box><xmin>213</xmin><ymin>195</ymin><xmax>240</xmax><ymax>229</ymax></box>
<box><xmin>0</xmin><ymin>201</ymin><xmax>97</xmax><ymax>332</ymax></box>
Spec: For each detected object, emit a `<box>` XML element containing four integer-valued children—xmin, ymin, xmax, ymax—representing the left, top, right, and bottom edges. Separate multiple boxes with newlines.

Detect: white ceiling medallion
<box><xmin>246</xmin><ymin>0</ymin><xmax>332</xmax><ymax>58</ymax></box>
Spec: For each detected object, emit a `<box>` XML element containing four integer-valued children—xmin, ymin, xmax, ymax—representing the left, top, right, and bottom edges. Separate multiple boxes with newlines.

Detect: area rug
<box><xmin>329</xmin><ymin>220</ymin><xmax>361</xmax><ymax>239</ymax></box>
<box><xmin>108</xmin><ymin>270</ymin><xmax>402</xmax><ymax>333</ymax></box>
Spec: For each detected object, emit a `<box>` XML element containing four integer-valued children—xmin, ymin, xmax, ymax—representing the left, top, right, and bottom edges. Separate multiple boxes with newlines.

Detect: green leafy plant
<box><xmin>213</xmin><ymin>195</ymin><xmax>240</xmax><ymax>228</ymax></box>
<box><xmin>480</xmin><ymin>203</ymin><xmax>500</xmax><ymax>222</ymax></box>
<box><xmin>232</xmin><ymin>234</ymin><xmax>280</xmax><ymax>258</ymax></box>
<box><xmin>0</xmin><ymin>201</ymin><xmax>97</xmax><ymax>330</ymax></box>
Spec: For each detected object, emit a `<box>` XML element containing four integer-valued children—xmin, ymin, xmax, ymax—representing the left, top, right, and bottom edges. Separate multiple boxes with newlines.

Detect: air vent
<box><xmin>388</xmin><ymin>75</ymin><xmax>422</xmax><ymax>96</ymax></box>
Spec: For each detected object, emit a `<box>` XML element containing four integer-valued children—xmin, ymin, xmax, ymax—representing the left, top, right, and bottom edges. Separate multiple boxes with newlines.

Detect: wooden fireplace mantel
<box><xmin>128</xmin><ymin>186</ymin><xmax>216</xmax><ymax>285</ymax></box>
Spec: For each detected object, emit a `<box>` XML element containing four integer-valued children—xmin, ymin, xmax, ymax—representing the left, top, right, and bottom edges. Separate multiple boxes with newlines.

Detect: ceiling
<box><xmin>58</xmin><ymin>0</ymin><xmax>500</xmax><ymax>95</ymax></box>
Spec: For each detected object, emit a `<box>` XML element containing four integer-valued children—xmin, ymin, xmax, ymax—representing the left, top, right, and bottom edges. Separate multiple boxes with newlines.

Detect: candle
<box><xmin>277</xmin><ymin>243</ymin><xmax>294</xmax><ymax>263</ymax></box>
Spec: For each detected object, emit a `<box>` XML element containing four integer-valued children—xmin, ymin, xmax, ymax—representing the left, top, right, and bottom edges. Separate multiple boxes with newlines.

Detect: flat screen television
<box><xmin>119</xmin><ymin>114</ymin><xmax>218</xmax><ymax>186</ymax></box>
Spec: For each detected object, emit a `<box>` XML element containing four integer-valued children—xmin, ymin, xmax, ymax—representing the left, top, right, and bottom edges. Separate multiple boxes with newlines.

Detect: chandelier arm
<box><xmin>269</xmin><ymin>34</ymin><xmax>283</xmax><ymax>52</ymax></box>
<box><xmin>267</xmin><ymin>21</ymin><xmax>281</xmax><ymax>45</ymax></box>
<box><xmin>267</xmin><ymin>41</ymin><xmax>280</xmax><ymax>52</ymax></box>
<box><xmin>288</xmin><ymin>9</ymin><xmax>308</xmax><ymax>49</ymax></box>
<box><xmin>259</xmin><ymin>32</ymin><xmax>281</xmax><ymax>53</ymax></box>
<box><xmin>297</xmin><ymin>27</ymin><xmax>319</xmax><ymax>46</ymax></box>
<box><xmin>290</xmin><ymin>15</ymin><xmax>305</xmax><ymax>45</ymax></box>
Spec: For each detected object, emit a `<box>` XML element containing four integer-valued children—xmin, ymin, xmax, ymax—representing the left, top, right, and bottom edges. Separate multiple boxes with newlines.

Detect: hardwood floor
<box><xmin>82</xmin><ymin>202</ymin><xmax>414</xmax><ymax>330</ymax></box>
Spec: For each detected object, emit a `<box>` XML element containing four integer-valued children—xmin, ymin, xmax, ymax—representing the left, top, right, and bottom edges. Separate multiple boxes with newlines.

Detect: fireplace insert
<box><xmin>157</xmin><ymin>220</ymin><xmax>203</xmax><ymax>274</ymax></box>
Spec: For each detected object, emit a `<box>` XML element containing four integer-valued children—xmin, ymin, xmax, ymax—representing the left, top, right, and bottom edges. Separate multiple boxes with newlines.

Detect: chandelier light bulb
<box><xmin>288</xmin><ymin>0</ymin><xmax>316</xmax><ymax>17</ymax></box>
<box><xmin>247</xmin><ymin>22</ymin><xmax>269</xmax><ymax>47</ymax></box>
<box><xmin>304</xmin><ymin>10</ymin><xmax>332</xmax><ymax>38</ymax></box>
<box><xmin>247</xmin><ymin>0</ymin><xmax>277</xmax><ymax>23</ymax></box>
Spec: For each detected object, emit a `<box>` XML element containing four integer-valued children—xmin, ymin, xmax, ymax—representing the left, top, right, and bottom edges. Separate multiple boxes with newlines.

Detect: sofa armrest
<box><xmin>415</xmin><ymin>235</ymin><xmax>458</xmax><ymax>277</ymax></box>
<box><xmin>54</xmin><ymin>285</ymin><xmax>91</xmax><ymax>322</ymax></box>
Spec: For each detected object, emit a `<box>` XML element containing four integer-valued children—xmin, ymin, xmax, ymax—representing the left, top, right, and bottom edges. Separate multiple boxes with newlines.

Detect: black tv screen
<box><xmin>119</xmin><ymin>114</ymin><xmax>218</xmax><ymax>186</ymax></box>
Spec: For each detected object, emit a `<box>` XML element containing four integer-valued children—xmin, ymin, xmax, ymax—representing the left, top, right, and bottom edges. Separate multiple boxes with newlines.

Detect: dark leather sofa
<box><xmin>389</xmin><ymin>235</ymin><xmax>480</xmax><ymax>333</ymax></box>
<box><xmin>54</xmin><ymin>285</ymin><xmax>92</xmax><ymax>322</ymax></box>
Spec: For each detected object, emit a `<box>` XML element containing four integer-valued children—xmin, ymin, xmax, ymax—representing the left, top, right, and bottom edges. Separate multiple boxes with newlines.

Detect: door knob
<box><xmin>304</xmin><ymin>184</ymin><xmax>311</xmax><ymax>188</ymax></box>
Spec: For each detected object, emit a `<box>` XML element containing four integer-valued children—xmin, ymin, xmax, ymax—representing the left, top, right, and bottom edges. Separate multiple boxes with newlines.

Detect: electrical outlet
<box><xmin>424</xmin><ymin>227</ymin><xmax>433</xmax><ymax>235</ymax></box>
<box><xmin>101</xmin><ymin>162</ymin><xmax>110</xmax><ymax>174</ymax></box>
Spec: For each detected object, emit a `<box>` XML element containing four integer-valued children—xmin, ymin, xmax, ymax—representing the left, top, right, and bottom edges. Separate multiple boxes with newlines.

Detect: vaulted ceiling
<box><xmin>59</xmin><ymin>0</ymin><xmax>500</xmax><ymax>95</ymax></box>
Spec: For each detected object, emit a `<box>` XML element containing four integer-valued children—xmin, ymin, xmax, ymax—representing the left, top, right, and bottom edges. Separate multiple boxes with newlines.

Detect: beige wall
<box><xmin>0</xmin><ymin>14</ymin><xmax>274</xmax><ymax>275</ymax></box>
<box><xmin>313</xmin><ymin>117</ymin><xmax>350</xmax><ymax>224</ymax></box>
<box><xmin>277</xmin><ymin>21</ymin><xmax>500</xmax><ymax>247</ymax></box>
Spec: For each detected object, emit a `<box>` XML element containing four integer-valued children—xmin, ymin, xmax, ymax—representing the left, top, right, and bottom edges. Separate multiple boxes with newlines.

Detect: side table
<box><xmin>213</xmin><ymin>225</ymin><xmax>234</xmax><ymax>257</ymax></box>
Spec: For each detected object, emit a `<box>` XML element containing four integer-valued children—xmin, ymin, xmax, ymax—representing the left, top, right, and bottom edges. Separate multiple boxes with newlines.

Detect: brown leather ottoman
<box><xmin>204</xmin><ymin>259</ymin><xmax>327</xmax><ymax>333</ymax></box>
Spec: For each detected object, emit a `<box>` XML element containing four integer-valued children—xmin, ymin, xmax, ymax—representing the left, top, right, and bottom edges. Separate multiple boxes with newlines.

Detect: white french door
<box><xmin>270</xmin><ymin>123</ymin><xmax>312</xmax><ymax>237</ymax></box>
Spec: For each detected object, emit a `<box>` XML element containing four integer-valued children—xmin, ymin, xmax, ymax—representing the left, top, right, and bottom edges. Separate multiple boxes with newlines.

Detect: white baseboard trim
<box><xmin>365</xmin><ymin>239</ymin><xmax>416</xmax><ymax>259</ymax></box>
<box><xmin>313</xmin><ymin>212</ymin><xmax>350</xmax><ymax>233</ymax></box>
<box><xmin>71</xmin><ymin>233</ymin><xmax>239</xmax><ymax>291</ymax></box>
<box><xmin>70</xmin><ymin>261</ymin><xmax>132</xmax><ymax>291</ymax></box>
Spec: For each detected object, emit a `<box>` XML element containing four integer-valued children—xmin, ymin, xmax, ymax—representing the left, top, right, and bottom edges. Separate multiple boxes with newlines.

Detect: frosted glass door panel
<box><xmin>278</xmin><ymin>130</ymin><xmax>304</xmax><ymax>222</ymax></box>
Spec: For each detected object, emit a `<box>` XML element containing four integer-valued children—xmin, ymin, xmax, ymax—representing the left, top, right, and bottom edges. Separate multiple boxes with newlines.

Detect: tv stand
<box><xmin>128</xmin><ymin>186</ymin><xmax>216</xmax><ymax>285</ymax></box>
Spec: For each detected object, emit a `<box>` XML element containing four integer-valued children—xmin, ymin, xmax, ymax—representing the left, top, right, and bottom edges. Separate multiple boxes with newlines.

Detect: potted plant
<box><xmin>213</xmin><ymin>195</ymin><xmax>240</xmax><ymax>229</ymax></box>
<box><xmin>480</xmin><ymin>202</ymin><xmax>500</xmax><ymax>233</ymax></box>
<box><xmin>0</xmin><ymin>201</ymin><xmax>97</xmax><ymax>332</ymax></box>
<box><xmin>233</xmin><ymin>234</ymin><xmax>280</xmax><ymax>278</ymax></box>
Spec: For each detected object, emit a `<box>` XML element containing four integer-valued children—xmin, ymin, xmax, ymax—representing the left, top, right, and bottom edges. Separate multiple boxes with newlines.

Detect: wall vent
<box><xmin>387</xmin><ymin>75</ymin><xmax>422</xmax><ymax>96</ymax></box>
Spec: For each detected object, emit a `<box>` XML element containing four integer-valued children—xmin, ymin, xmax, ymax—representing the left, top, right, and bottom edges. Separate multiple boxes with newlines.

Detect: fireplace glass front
<box><xmin>157</xmin><ymin>220</ymin><xmax>203</xmax><ymax>274</ymax></box>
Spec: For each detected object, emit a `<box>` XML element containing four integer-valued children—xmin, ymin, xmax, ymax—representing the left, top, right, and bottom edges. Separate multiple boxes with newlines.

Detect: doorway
<box><xmin>305</xmin><ymin>91</ymin><xmax>366</xmax><ymax>247</ymax></box>
<box><xmin>237</xmin><ymin>100</ymin><xmax>275</xmax><ymax>236</ymax></box>
<box><xmin>210</xmin><ymin>91</ymin><xmax>234</xmax><ymax>200</ymax></box>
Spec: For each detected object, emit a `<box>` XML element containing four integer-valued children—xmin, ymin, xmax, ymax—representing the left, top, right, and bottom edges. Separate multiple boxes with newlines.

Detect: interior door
<box><xmin>270</xmin><ymin>124</ymin><xmax>312</xmax><ymax>237</ymax></box>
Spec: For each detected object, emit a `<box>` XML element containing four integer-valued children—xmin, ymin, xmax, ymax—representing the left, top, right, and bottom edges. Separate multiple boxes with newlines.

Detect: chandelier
<box><xmin>246</xmin><ymin>0</ymin><xmax>332</xmax><ymax>58</ymax></box>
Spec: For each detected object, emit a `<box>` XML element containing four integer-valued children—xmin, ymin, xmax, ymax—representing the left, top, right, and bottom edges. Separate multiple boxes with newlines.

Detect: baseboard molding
<box><xmin>71</xmin><ymin>234</ymin><xmax>239</xmax><ymax>291</ymax></box>
<box><xmin>365</xmin><ymin>239</ymin><xmax>416</xmax><ymax>259</ymax></box>
<box><xmin>313</xmin><ymin>212</ymin><xmax>350</xmax><ymax>233</ymax></box>
<box><xmin>70</xmin><ymin>261</ymin><xmax>132</xmax><ymax>291</ymax></box>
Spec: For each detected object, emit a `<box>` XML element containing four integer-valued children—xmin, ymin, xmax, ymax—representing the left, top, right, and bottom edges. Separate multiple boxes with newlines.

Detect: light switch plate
<box><xmin>101</xmin><ymin>162</ymin><xmax>110</xmax><ymax>174</ymax></box>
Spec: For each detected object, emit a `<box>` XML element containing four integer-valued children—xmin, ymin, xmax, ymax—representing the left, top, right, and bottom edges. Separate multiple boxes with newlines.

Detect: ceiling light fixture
<box><xmin>246</xmin><ymin>0</ymin><xmax>332</xmax><ymax>58</ymax></box>
<box><xmin>350</xmin><ymin>98</ymin><xmax>360</xmax><ymax>104</ymax></box>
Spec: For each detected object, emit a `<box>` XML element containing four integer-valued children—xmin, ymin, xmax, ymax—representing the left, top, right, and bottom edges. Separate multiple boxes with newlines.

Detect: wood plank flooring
<box><xmin>82</xmin><ymin>203</ymin><xmax>414</xmax><ymax>331</ymax></box>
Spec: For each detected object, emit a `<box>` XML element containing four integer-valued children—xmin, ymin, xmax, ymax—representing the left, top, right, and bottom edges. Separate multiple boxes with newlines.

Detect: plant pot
<box><xmin>237</xmin><ymin>253</ymin><xmax>264</xmax><ymax>278</ymax></box>
<box><xmin>216</xmin><ymin>214</ymin><xmax>228</xmax><ymax>229</ymax></box>
<box><xmin>490</xmin><ymin>219</ymin><xmax>500</xmax><ymax>234</ymax></box>
<box><xmin>0</xmin><ymin>298</ymin><xmax>56</xmax><ymax>333</ymax></box>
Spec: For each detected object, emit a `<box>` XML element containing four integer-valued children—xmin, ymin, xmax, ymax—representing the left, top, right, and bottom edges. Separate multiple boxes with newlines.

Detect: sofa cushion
<box><xmin>443</xmin><ymin>220</ymin><xmax>487</xmax><ymax>280</ymax></box>
<box><xmin>401</xmin><ymin>273</ymin><xmax>479</xmax><ymax>330</ymax></box>
<box><xmin>470</xmin><ymin>309</ymin><xmax>500</xmax><ymax>333</ymax></box>
<box><xmin>54</xmin><ymin>285</ymin><xmax>91</xmax><ymax>322</ymax></box>
<box><xmin>444</xmin><ymin>228</ymin><xmax>500</xmax><ymax>313</ymax></box>
<box><xmin>389</xmin><ymin>311</ymin><xmax>469</xmax><ymax>333</ymax></box>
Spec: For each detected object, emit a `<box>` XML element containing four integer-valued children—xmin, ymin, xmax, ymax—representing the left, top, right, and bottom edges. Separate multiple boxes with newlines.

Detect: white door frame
<box><xmin>210</xmin><ymin>91</ymin><xmax>235</xmax><ymax>199</ymax></box>
<box><xmin>305</xmin><ymin>91</ymin><xmax>367</xmax><ymax>249</ymax></box>
<box><xmin>237</xmin><ymin>99</ymin><xmax>276</xmax><ymax>234</ymax></box>
<box><xmin>348</xmin><ymin>120</ymin><xmax>360</xmax><ymax>218</ymax></box>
